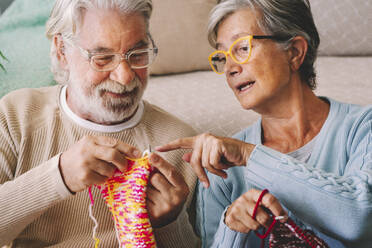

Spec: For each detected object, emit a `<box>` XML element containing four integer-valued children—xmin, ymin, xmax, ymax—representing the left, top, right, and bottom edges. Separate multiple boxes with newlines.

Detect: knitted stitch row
<box><xmin>253</xmin><ymin>189</ymin><xmax>329</xmax><ymax>248</ymax></box>
<box><xmin>89</xmin><ymin>156</ymin><xmax>156</xmax><ymax>248</ymax></box>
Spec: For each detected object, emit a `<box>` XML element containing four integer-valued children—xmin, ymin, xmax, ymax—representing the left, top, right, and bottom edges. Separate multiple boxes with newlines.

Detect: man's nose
<box><xmin>109</xmin><ymin>59</ymin><xmax>135</xmax><ymax>85</ymax></box>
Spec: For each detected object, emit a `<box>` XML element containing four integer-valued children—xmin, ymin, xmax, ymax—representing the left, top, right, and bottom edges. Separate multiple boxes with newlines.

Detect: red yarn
<box><xmin>252</xmin><ymin>189</ymin><xmax>329</xmax><ymax>248</ymax></box>
<box><xmin>252</xmin><ymin>189</ymin><xmax>277</xmax><ymax>240</ymax></box>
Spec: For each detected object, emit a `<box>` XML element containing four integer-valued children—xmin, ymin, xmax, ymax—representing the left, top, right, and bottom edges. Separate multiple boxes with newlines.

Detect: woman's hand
<box><xmin>225</xmin><ymin>189</ymin><xmax>287</xmax><ymax>233</ymax></box>
<box><xmin>156</xmin><ymin>133</ymin><xmax>255</xmax><ymax>187</ymax></box>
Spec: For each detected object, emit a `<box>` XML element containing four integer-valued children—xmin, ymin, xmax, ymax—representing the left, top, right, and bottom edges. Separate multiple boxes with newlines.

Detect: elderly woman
<box><xmin>157</xmin><ymin>0</ymin><xmax>372</xmax><ymax>247</ymax></box>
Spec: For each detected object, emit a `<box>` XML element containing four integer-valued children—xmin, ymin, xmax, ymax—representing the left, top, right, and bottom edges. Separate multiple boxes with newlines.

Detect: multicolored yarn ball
<box><xmin>88</xmin><ymin>156</ymin><xmax>156</xmax><ymax>248</ymax></box>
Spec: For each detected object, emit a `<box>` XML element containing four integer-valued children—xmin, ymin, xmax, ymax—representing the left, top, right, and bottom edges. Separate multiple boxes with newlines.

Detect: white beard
<box><xmin>67</xmin><ymin>77</ymin><xmax>146</xmax><ymax>124</ymax></box>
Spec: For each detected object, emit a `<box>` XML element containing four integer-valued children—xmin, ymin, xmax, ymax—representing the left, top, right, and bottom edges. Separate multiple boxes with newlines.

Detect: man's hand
<box><xmin>156</xmin><ymin>133</ymin><xmax>255</xmax><ymax>188</ymax></box>
<box><xmin>146</xmin><ymin>153</ymin><xmax>189</xmax><ymax>228</ymax></box>
<box><xmin>225</xmin><ymin>189</ymin><xmax>287</xmax><ymax>233</ymax></box>
<box><xmin>59</xmin><ymin>135</ymin><xmax>140</xmax><ymax>193</ymax></box>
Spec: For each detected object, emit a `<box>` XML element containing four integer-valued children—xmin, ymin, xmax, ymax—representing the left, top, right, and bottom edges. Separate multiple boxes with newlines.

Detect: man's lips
<box><xmin>103</xmin><ymin>88</ymin><xmax>138</xmax><ymax>98</ymax></box>
<box><xmin>236</xmin><ymin>81</ymin><xmax>255</xmax><ymax>92</ymax></box>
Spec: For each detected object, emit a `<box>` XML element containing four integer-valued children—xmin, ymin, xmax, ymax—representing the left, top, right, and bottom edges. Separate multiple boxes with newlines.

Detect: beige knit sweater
<box><xmin>0</xmin><ymin>85</ymin><xmax>199</xmax><ymax>247</ymax></box>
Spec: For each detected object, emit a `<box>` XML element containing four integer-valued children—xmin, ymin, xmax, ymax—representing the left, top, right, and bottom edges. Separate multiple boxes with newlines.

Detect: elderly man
<box><xmin>0</xmin><ymin>0</ymin><xmax>199</xmax><ymax>247</ymax></box>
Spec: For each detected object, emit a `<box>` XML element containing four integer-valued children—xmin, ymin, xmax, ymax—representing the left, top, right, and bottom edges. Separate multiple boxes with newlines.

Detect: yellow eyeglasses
<box><xmin>208</xmin><ymin>35</ymin><xmax>290</xmax><ymax>74</ymax></box>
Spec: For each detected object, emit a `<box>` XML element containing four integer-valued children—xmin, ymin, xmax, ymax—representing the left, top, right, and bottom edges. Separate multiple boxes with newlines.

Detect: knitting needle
<box><xmin>274</xmin><ymin>216</ymin><xmax>288</xmax><ymax>223</ymax></box>
<box><xmin>275</xmin><ymin>216</ymin><xmax>286</xmax><ymax>220</ymax></box>
<box><xmin>142</xmin><ymin>144</ymin><xmax>152</xmax><ymax>157</ymax></box>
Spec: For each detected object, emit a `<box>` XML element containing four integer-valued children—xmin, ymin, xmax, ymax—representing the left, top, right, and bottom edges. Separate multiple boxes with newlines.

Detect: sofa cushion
<box><xmin>311</xmin><ymin>0</ymin><xmax>372</xmax><ymax>56</ymax></box>
<box><xmin>149</xmin><ymin>0</ymin><xmax>215</xmax><ymax>75</ymax></box>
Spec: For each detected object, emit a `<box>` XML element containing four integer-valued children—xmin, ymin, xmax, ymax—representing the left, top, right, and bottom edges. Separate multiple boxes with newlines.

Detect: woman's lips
<box><xmin>237</xmin><ymin>81</ymin><xmax>255</xmax><ymax>92</ymax></box>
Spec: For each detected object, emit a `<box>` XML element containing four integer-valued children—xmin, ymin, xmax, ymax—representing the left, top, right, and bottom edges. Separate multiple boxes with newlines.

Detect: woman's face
<box><xmin>216</xmin><ymin>8</ymin><xmax>293</xmax><ymax>112</ymax></box>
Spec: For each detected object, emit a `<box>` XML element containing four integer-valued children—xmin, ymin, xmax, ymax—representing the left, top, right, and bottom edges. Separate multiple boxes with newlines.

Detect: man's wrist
<box><xmin>58</xmin><ymin>153</ymin><xmax>76</xmax><ymax>195</ymax></box>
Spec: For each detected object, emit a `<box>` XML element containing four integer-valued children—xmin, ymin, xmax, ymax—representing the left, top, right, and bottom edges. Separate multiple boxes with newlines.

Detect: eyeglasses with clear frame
<box><xmin>64</xmin><ymin>35</ymin><xmax>158</xmax><ymax>72</ymax></box>
<box><xmin>208</xmin><ymin>35</ymin><xmax>290</xmax><ymax>74</ymax></box>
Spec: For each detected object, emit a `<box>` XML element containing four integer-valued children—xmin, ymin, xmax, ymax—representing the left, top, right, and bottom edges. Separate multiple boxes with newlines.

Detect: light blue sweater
<box><xmin>196</xmin><ymin>98</ymin><xmax>372</xmax><ymax>248</ymax></box>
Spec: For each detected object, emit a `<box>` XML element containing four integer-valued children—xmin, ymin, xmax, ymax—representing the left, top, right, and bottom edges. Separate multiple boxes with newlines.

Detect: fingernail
<box><xmin>133</xmin><ymin>150</ymin><xmax>140</xmax><ymax>158</ymax></box>
<box><xmin>150</xmin><ymin>154</ymin><xmax>158</xmax><ymax>163</ymax></box>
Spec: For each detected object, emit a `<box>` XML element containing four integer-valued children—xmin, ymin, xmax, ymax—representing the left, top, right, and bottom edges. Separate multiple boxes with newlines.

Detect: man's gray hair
<box><xmin>46</xmin><ymin>0</ymin><xmax>153</xmax><ymax>84</ymax></box>
<box><xmin>208</xmin><ymin>0</ymin><xmax>320</xmax><ymax>89</ymax></box>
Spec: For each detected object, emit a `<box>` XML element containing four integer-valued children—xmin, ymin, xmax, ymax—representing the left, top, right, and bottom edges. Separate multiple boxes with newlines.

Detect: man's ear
<box><xmin>288</xmin><ymin>36</ymin><xmax>308</xmax><ymax>71</ymax></box>
<box><xmin>53</xmin><ymin>34</ymin><xmax>68</xmax><ymax>68</ymax></box>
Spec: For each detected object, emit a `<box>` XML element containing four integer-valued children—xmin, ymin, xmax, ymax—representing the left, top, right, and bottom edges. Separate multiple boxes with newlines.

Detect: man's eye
<box><xmin>131</xmin><ymin>52</ymin><xmax>147</xmax><ymax>59</ymax></box>
<box><xmin>93</xmin><ymin>55</ymin><xmax>114</xmax><ymax>65</ymax></box>
<box><xmin>130</xmin><ymin>51</ymin><xmax>149</xmax><ymax>65</ymax></box>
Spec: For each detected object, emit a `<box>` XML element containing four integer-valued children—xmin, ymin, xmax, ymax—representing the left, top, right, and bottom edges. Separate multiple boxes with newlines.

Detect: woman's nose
<box><xmin>224</xmin><ymin>55</ymin><xmax>242</xmax><ymax>77</ymax></box>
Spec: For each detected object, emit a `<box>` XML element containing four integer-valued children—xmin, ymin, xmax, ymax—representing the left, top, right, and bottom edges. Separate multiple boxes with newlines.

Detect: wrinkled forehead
<box><xmin>74</xmin><ymin>7</ymin><xmax>147</xmax><ymax>48</ymax></box>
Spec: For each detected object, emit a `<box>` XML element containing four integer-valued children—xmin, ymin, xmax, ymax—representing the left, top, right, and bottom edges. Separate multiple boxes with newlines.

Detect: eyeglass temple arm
<box><xmin>62</xmin><ymin>36</ymin><xmax>92</xmax><ymax>59</ymax></box>
<box><xmin>252</xmin><ymin>35</ymin><xmax>291</xmax><ymax>42</ymax></box>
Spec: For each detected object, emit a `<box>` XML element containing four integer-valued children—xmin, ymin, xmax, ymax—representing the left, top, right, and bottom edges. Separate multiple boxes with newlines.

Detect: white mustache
<box><xmin>95</xmin><ymin>78</ymin><xmax>140</xmax><ymax>94</ymax></box>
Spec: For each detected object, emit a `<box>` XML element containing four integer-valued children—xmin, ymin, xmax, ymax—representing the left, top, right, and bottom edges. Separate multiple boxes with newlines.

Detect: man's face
<box><xmin>63</xmin><ymin>7</ymin><xmax>149</xmax><ymax>124</ymax></box>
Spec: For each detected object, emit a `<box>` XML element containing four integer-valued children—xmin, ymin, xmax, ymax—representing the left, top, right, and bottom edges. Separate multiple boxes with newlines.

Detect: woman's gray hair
<box><xmin>46</xmin><ymin>0</ymin><xmax>153</xmax><ymax>84</ymax></box>
<box><xmin>208</xmin><ymin>0</ymin><xmax>320</xmax><ymax>90</ymax></box>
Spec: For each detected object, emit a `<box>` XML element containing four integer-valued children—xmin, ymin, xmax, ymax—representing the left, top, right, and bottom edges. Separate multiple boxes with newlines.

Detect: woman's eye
<box><xmin>212</xmin><ymin>55</ymin><xmax>226</xmax><ymax>63</ymax></box>
<box><xmin>239</xmin><ymin>46</ymin><xmax>250</xmax><ymax>52</ymax></box>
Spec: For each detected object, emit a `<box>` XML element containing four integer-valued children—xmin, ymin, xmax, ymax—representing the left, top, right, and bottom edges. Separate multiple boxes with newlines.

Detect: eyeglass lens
<box><xmin>211</xmin><ymin>38</ymin><xmax>251</xmax><ymax>73</ymax></box>
<box><xmin>91</xmin><ymin>49</ymin><xmax>155</xmax><ymax>71</ymax></box>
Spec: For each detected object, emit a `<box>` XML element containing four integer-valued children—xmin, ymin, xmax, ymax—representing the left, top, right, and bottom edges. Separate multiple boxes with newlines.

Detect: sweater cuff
<box><xmin>211</xmin><ymin>206</ymin><xmax>248</xmax><ymax>247</ymax></box>
<box><xmin>52</xmin><ymin>153</ymin><xmax>74</xmax><ymax>198</ymax></box>
<box><xmin>246</xmin><ymin>144</ymin><xmax>291</xmax><ymax>188</ymax></box>
<box><xmin>153</xmin><ymin>208</ymin><xmax>200</xmax><ymax>248</ymax></box>
<box><xmin>153</xmin><ymin>214</ymin><xmax>181</xmax><ymax>235</ymax></box>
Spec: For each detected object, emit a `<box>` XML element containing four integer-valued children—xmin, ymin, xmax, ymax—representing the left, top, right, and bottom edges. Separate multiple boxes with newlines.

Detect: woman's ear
<box><xmin>288</xmin><ymin>36</ymin><xmax>308</xmax><ymax>71</ymax></box>
<box><xmin>53</xmin><ymin>34</ymin><xmax>67</xmax><ymax>68</ymax></box>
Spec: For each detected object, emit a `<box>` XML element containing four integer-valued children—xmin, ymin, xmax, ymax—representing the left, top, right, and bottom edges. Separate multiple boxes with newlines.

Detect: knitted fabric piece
<box><xmin>268</xmin><ymin>218</ymin><xmax>329</xmax><ymax>248</ymax></box>
<box><xmin>253</xmin><ymin>190</ymin><xmax>329</xmax><ymax>248</ymax></box>
<box><xmin>97</xmin><ymin>156</ymin><xmax>156</xmax><ymax>248</ymax></box>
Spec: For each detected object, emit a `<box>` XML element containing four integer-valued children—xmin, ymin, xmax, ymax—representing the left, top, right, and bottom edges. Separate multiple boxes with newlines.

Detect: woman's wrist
<box><xmin>242</xmin><ymin>143</ymin><xmax>255</xmax><ymax>165</ymax></box>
